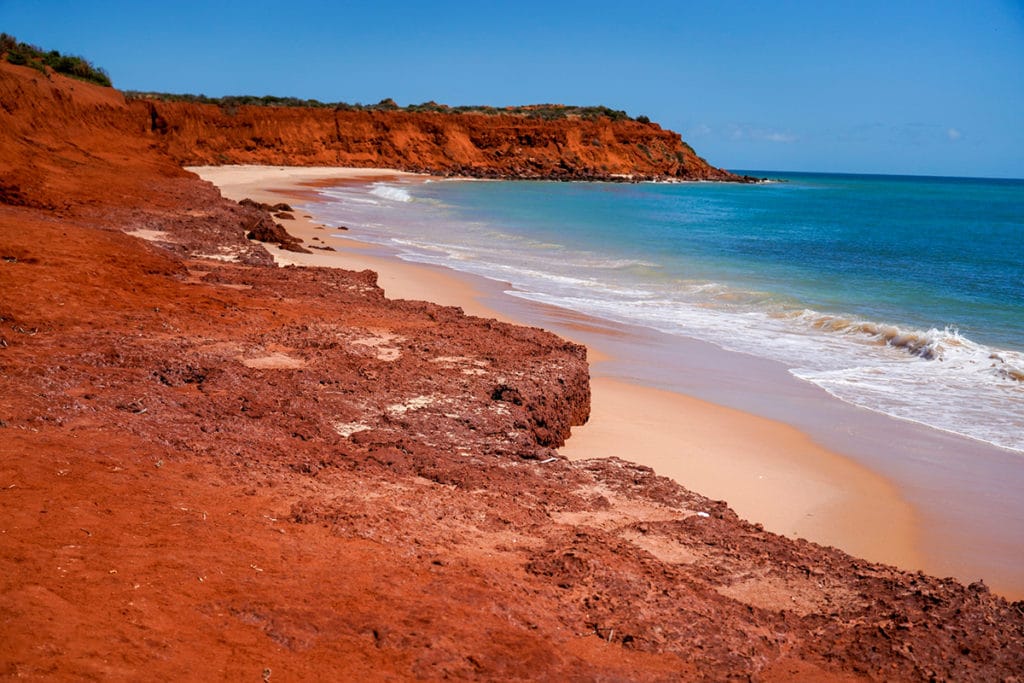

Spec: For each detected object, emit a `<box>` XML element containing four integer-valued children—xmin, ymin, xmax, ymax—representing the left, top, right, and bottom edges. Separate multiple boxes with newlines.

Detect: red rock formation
<box><xmin>132</xmin><ymin>99</ymin><xmax>741</xmax><ymax>181</ymax></box>
<box><xmin>0</xmin><ymin>56</ymin><xmax>739</xmax><ymax>184</ymax></box>
<box><xmin>1</xmin><ymin>61</ymin><xmax>1022</xmax><ymax>680</ymax></box>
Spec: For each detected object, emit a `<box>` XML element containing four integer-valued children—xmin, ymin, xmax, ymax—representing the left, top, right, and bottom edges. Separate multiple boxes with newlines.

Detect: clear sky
<box><xmin>3</xmin><ymin>0</ymin><xmax>1022</xmax><ymax>177</ymax></box>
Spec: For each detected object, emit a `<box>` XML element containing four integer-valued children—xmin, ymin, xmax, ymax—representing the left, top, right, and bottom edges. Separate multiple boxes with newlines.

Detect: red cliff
<box><xmin>134</xmin><ymin>99</ymin><xmax>739</xmax><ymax>181</ymax></box>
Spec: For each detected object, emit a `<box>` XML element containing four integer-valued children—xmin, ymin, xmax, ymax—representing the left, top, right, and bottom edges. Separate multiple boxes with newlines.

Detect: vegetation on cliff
<box><xmin>0</xmin><ymin>33</ymin><xmax>111</xmax><ymax>87</ymax></box>
<box><xmin>126</xmin><ymin>91</ymin><xmax>641</xmax><ymax>122</ymax></box>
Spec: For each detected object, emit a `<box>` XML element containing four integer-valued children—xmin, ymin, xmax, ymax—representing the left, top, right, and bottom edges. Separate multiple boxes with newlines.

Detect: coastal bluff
<box><xmin>2</xmin><ymin>60</ymin><xmax>1023</xmax><ymax>680</ymax></box>
<box><xmin>133</xmin><ymin>98</ymin><xmax>741</xmax><ymax>182</ymax></box>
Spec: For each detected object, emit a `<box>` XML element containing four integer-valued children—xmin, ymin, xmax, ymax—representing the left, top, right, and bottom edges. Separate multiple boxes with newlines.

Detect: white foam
<box><xmin>510</xmin><ymin>288</ymin><xmax>1024</xmax><ymax>453</ymax></box>
<box><xmin>310</xmin><ymin>181</ymin><xmax>1024</xmax><ymax>455</ymax></box>
<box><xmin>369</xmin><ymin>183</ymin><xmax>414</xmax><ymax>203</ymax></box>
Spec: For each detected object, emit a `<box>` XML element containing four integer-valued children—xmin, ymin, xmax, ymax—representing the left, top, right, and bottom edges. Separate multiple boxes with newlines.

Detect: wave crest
<box><xmin>795</xmin><ymin>312</ymin><xmax>1024</xmax><ymax>383</ymax></box>
<box><xmin>369</xmin><ymin>183</ymin><xmax>413</xmax><ymax>203</ymax></box>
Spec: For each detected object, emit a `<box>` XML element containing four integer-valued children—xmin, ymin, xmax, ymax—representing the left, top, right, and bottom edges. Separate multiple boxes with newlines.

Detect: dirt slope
<box><xmin>1</xmin><ymin>61</ymin><xmax>1022</xmax><ymax>681</ymax></box>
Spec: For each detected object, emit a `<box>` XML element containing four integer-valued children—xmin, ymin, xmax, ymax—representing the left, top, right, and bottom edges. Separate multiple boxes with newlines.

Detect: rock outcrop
<box><xmin>1</xmin><ymin>60</ymin><xmax>1022</xmax><ymax>680</ymax></box>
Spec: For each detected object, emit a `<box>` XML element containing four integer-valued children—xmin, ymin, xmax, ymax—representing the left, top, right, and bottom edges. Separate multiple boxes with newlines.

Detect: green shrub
<box><xmin>122</xmin><ymin>88</ymin><xmax>650</xmax><ymax>124</ymax></box>
<box><xmin>0</xmin><ymin>33</ymin><xmax>112</xmax><ymax>87</ymax></box>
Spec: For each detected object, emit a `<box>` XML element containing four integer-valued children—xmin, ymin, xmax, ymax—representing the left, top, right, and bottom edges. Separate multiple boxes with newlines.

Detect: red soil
<box><xmin>1</xmin><ymin>62</ymin><xmax>1022</xmax><ymax>680</ymax></box>
<box><xmin>135</xmin><ymin>99</ymin><xmax>740</xmax><ymax>181</ymax></box>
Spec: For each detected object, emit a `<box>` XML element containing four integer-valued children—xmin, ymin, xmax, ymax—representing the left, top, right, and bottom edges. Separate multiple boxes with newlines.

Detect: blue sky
<box><xmin>3</xmin><ymin>0</ymin><xmax>1022</xmax><ymax>177</ymax></box>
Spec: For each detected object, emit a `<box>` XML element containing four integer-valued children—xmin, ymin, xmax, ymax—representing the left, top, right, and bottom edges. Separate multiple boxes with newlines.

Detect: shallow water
<box><xmin>314</xmin><ymin>172</ymin><xmax>1024</xmax><ymax>454</ymax></box>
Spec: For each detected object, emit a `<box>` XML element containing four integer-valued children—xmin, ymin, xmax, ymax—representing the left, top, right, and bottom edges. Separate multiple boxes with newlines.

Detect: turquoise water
<box><xmin>315</xmin><ymin>172</ymin><xmax>1024</xmax><ymax>453</ymax></box>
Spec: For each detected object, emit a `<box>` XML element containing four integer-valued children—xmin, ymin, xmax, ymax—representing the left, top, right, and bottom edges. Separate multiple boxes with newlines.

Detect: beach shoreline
<box><xmin>190</xmin><ymin>164</ymin><xmax>1022</xmax><ymax>598</ymax></box>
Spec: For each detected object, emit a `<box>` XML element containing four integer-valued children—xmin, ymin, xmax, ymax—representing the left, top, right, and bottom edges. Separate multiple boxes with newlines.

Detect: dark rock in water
<box><xmin>274</xmin><ymin>211</ymin><xmax>294</xmax><ymax>220</ymax></box>
<box><xmin>238</xmin><ymin>198</ymin><xmax>294</xmax><ymax>213</ymax></box>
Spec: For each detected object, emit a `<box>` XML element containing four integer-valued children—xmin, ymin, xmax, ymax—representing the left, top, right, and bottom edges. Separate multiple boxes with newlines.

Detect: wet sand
<box><xmin>189</xmin><ymin>165</ymin><xmax>1024</xmax><ymax>598</ymax></box>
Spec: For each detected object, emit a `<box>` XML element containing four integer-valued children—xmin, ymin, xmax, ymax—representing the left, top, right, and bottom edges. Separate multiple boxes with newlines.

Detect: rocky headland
<box><xmin>131</xmin><ymin>95</ymin><xmax>743</xmax><ymax>182</ymax></box>
<box><xmin>1</xmin><ymin>59</ymin><xmax>1022</xmax><ymax>680</ymax></box>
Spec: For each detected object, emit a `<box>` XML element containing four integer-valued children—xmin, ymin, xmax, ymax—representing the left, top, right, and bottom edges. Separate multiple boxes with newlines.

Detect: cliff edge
<box><xmin>133</xmin><ymin>98</ymin><xmax>740</xmax><ymax>181</ymax></box>
<box><xmin>1</xmin><ymin>32</ymin><xmax>741</xmax><ymax>184</ymax></box>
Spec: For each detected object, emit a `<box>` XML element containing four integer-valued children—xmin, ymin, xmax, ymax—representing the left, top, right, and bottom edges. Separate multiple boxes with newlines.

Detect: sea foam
<box><xmin>312</xmin><ymin>176</ymin><xmax>1024</xmax><ymax>455</ymax></box>
<box><xmin>368</xmin><ymin>183</ymin><xmax>414</xmax><ymax>203</ymax></box>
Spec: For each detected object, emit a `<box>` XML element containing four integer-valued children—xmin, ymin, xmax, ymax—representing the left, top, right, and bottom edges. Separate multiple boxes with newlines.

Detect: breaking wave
<box><xmin>790</xmin><ymin>313</ymin><xmax>1024</xmax><ymax>382</ymax></box>
<box><xmin>368</xmin><ymin>183</ymin><xmax>414</xmax><ymax>203</ymax></box>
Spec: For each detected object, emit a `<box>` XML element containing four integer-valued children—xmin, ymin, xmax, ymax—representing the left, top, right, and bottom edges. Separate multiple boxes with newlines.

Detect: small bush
<box><xmin>122</xmin><ymin>87</ymin><xmax>651</xmax><ymax>124</ymax></box>
<box><xmin>0</xmin><ymin>33</ymin><xmax>112</xmax><ymax>87</ymax></box>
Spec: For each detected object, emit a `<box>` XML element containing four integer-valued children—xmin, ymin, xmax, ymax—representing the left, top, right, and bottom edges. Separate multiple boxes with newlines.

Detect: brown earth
<box><xmin>1</xmin><ymin>61</ymin><xmax>1022</xmax><ymax>681</ymax></box>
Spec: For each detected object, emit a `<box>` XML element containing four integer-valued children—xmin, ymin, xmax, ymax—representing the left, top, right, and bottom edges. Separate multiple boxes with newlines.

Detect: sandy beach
<box><xmin>189</xmin><ymin>165</ymin><xmax>936</xmax><ymax>572</ymax></box>
<box><xmin>189</xmin><ymin>165</ymin><xmax>1024</xmax><ymax>600</ymax></box>
<box><xmin>191</xmin><ymin>166</ymin><xmax>509</xmax><ymax>321</ymax></box>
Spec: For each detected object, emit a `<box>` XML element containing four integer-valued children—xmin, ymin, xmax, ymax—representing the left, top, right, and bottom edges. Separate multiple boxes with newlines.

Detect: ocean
<box><xmin>313</xmin><ymin>172</ymin><xmax>1024</xmax><ymax>455</ymax></box>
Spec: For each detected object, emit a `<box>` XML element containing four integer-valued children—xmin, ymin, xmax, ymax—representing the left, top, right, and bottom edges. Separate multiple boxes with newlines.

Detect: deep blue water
<box><xmin>315</xmin><ymin>172</ymin><xmax>1024</xmax><ymax>453</ymax></box>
